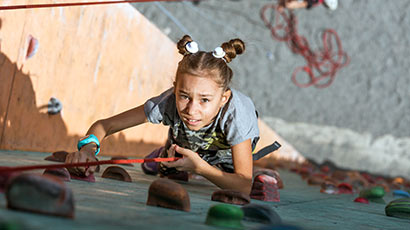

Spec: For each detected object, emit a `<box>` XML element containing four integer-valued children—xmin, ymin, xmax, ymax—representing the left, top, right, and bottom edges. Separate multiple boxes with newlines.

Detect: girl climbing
<box><xmin>66</xmin><ymin>35</ymin><xmax>261</xmax><ymax>194</ymax></box>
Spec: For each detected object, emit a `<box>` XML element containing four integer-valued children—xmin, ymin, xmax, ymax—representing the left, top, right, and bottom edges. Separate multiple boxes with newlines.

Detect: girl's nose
<box><xmin>185</xmin><ymin>99</ymin><xmax>199</xmax><ymax>115</ymax></box>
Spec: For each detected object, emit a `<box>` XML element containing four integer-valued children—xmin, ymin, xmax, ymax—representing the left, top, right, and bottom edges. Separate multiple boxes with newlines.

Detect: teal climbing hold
<box><xmin>393</xmin><ymin>190</ymin><xmax>410</xmax><ymax>198</ymax></box>
<box><xmin>205</xmin><ymin>204</ymin><xmax>244</xmax><ymax>229</ymax></box>
<box><xmin>385</xmin><ymin>198</ymin><xmax>410</xmax><ymax>219</ymax></box>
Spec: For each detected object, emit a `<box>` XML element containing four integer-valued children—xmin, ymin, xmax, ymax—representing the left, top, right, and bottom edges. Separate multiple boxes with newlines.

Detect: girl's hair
<box><xmin>176</xmin><ymin>35</ymin><xmax>245</xmax><ymax>91</ymax></box>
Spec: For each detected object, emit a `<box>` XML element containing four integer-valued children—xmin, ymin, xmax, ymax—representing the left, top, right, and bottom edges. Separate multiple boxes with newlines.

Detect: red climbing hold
<box><xmin>26</xmin><ymin>35</ymin><xmax>39</xmax><ymax>59</ymax></box>
<box><xmin>250</xmin><ymin>174</ymin><xmax>280</xmax><ymax>202</ymax></box>
<box><xmin>354</xmin><ymin>197</ymin><xmax>369</xmax><ymax>204</ymax></box>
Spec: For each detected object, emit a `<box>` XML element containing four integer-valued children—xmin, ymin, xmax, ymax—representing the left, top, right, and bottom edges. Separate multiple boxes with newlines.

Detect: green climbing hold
<box><xmin>205</xmin><ymin>204</ymin><xmax>244</xmax><ymax>229</ymax></box>
<box><xmin>0</xmin><ymin>219</ymin><xmax>23</xmax><ymax>230</ymax></box>
<box><xmin>385</xmin><ymin>198</ymin><xmax>410</xmax><ymax>219</ymax></box>
<box><xmin>368</xmin><ymin>198</ymin><xmax>386</xmax><ymax>204</ymax></box>
<box><xmin>359</xmin><ymin>186</ymin><xmax>385</xmax><ymax>199</ymax></box>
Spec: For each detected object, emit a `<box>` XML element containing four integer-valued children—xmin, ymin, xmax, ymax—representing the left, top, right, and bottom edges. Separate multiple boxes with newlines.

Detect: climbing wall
<box><xmin>0</xmin><ymin>0</ymin><xmax>177</xmax><ymax>155</ymax></box>
<box><xmin>0</xmin><ymin>0</ymin><xmax>303</xmax><ymax>163</ymax></box>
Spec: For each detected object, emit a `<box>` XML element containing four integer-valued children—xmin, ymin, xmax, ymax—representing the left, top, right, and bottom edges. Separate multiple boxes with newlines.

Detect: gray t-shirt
<box><xmin>144</xmin><ymin>87</ymin><xmax>260</xmax><ymax>172</ymax></box>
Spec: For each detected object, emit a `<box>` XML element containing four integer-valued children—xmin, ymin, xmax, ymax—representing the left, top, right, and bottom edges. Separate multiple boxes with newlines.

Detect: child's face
<box><xmin>174</xmin><ymin>73</ymin><xmax>231</xmax><ymax>131</ymax></box>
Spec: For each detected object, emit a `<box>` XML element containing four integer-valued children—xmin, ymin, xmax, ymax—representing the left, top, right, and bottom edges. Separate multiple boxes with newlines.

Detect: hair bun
<box><xmin>220</xmin><ymin>38</ymin><xmax>245</xmax><ymax>63</ymax></box>
<box><xmin>177</xmin><ymin>35</ymin><xmax>194</xmax><ymax>55</ymax></box>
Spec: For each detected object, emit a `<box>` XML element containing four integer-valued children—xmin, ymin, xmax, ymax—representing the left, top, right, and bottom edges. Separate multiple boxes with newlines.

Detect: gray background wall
<box><xmin>131</xmin><ymin>0</ymin><xmax>410</xmax><ymax>178</ymax></box>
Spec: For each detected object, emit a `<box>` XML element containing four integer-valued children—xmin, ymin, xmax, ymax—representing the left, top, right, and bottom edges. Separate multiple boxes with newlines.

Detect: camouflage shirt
<box><xmin>144</xmin><ymin>87</ymin><xmax>259</xmax><ymax>173</ymax></box>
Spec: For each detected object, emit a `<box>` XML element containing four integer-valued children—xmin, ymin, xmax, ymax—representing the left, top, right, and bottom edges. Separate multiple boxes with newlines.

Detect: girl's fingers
<box><xmin>174</xmin><ymin>145</ymin><xmax>190</xmax><ymax>156</ymax></box>
<box><xmin>84</xmin><ymin>158</ymin><xmax>96</xmax><ymax>176</ymax></box>
<box><xmin>167</xmin><ymin>144</ymin><xmax>176</xmax><ymax>158</ymax></box>
<box><xmin>162</xmin><ymin>159</ymin><xmax>183</xmax><ymax>168</ymax></box>
<box><xmin>72</xmin><ymin>154</ymin><xmax>84</xmax><ymax>175</ymax></box>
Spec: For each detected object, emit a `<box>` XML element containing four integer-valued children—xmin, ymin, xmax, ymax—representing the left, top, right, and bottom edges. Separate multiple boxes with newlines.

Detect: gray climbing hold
<box><xmin>48</xmin><ymin>97</ymin><xmax>62</xmax><ymax>115</ymax></box>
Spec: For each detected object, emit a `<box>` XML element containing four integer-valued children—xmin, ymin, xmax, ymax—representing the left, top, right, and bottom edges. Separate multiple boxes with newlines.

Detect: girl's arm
<box><xmin>163</xmin><ymin>139</ymin><xmax>253</xmax><ymax>194</ymax></box>
<box><xmin>87</xmin><ymin>104</ymin><xmax>147</xmax><ymax>141</ymax></box>
<box><xmin>66</xmin><ymin>104</ymin><xmax>147</xmax><ymax>175</ymax></box>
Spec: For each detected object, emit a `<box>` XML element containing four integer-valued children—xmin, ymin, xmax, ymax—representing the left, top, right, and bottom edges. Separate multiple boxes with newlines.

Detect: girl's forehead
<box><xmin>176</xmin><ymin>73</ymin><xmax>223</xmax><ymax>94</ymax></box>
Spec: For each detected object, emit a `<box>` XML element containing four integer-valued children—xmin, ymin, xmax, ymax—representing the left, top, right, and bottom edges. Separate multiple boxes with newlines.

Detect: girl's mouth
<box><xmin>183</xmin><ymin>117</ymin><xmax>201</xmax><ymax>126</ymax></box>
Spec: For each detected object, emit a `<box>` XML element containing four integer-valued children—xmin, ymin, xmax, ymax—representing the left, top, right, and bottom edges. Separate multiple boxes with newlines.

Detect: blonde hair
<box><xmin>176</xmin><ymin>35</ymin><xmax>245</xmax><ymax>91</ymax></box>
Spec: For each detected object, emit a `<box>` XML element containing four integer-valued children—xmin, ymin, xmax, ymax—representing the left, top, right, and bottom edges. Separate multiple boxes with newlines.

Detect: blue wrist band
<box><xmin>77</xmin><ymin>134</ymin><xmax>100</xmax><ymax>155</ymax></box>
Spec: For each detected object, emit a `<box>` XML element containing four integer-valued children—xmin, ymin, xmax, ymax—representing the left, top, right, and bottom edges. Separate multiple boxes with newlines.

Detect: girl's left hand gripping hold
<box><xmin>162</xmin><ymin>144</ymin><xmax>205</xmax><ymax>174</ymax></box>
<box><xmin>65</xmin><ymin>144</ymin><xmax>98</xmax><ymax>177</ymax></box>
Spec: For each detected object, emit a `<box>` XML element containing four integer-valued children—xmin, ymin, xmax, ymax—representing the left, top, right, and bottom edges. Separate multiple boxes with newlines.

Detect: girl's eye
<box><xmin>180</xmin><ymin>95</ymin><xmax>189</xmax><ymax>100</ymax></box>
<box><xmin>201</xmin><ymin>98</ymin><xmax>210</xmax><ymax>103</ymax></box>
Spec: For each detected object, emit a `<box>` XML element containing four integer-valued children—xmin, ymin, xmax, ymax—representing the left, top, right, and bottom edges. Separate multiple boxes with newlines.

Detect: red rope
<box><xmin>260</xmin><ymin>4</ymin><xmax>349</xmax><ymax>88</ymax></box>
<box><xmin>0</xmin><ymin>0</ymin><xmax>190</xmax><ymax>11</ymax></box>
<box><xmin>0</xmin><ymin>157</ymin><xmax>180</xmax><ymax>173</ymax></box>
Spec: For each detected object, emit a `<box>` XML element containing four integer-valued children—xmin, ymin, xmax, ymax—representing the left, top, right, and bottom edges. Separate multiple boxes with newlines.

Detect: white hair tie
<box><xmin>186</xmin><ymin>41</ymin><xmax>199</xmax><ymax>54</ymax></box>
<box><xmin>212</xmin><ymin>47</ymin><xmax>226</xmax><ymax>59</ymax></box>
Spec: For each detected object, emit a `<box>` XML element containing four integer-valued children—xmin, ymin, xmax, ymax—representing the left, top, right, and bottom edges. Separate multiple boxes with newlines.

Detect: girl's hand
<box><xmin>65</xmin><ymin>145</ymin><xmax>97</xmax><ymax>176</ymax></box>
<box><xmin>162</xmin><ymin>144</ymin><xmax>205</xmax><ymax>174</ymax></box>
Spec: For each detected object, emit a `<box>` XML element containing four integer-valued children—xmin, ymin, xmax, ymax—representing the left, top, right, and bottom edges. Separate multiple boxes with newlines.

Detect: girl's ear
<box><xmin>221</xmin><ymin>89</ymin><xmax>231</xmax><ymax>105</ymax></box>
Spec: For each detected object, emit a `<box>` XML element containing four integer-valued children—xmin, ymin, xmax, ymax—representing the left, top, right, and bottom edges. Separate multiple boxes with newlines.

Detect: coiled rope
<box><xmin>260</xmin><ymin>4</ymin><xmax>349</xmax><ymax>88</ymax></box>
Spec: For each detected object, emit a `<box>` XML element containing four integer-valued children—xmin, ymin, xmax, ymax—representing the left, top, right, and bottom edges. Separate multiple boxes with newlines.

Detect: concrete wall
<box><xmin>132</xmin><ymin>0</ymin><xmax>410</xmax><ymax>178</ymax></box>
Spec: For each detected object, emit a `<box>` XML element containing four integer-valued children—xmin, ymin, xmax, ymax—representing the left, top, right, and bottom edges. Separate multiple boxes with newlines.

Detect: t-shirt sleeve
<box><xmin>221</xmin><ymin>90</ymin><xmax>260</xmax><ymax>146</ymax></box>
<box><xmin>143</xmin><ymin>87</ymin><xmax>175</xmax><ymax>126</ymax></box>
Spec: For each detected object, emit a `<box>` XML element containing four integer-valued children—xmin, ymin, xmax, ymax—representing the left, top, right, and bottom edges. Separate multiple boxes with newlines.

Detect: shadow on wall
<box><xmin>0</xmin><ymin>18</ymin><xmax>160</xmax><ymax>157</ymax></box>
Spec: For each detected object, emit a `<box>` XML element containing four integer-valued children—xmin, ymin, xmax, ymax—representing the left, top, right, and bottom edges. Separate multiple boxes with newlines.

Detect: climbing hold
<box><xmin>141</xmin><ymin>147</ymin><xmax>162</xmax><ymax>175</ymax></box>
<box><xmin>320</xmin><ymin>165</ymin><xmax>330</xmax><ymax>174</ymax></box>
<box><xmin>256</xmin><ymin>224</ymin><xmax>303</xmax><ymax>230</ymax></box>
<box><xmin>320</xmin><ymin>180</ymin><xmax>338</xmax><ymax>194</ymax></box>
<box><xmin>0</xmin><ymin>218</ymin><xmax>26</xmax><ymax>230</ymax></box>
<box><xmin>47</xmin><ymin>97</ymin><xmax>63</xmax><ymax>115</ymax></box>
<box><xmin>211</xmin><ymin>189</ymin><xmax>250</xmax><ymax>205</ymax></box>
<box><xmin>5</xmin><ymin>174</ymin><xmax>74</xmax><ymax>218</ymax></box>
<box><xmin>62</xmin><ymin>155</ymin><xmax>100</xmax><ymax>174</ymax></box>
<box><xmin>43</xmin><ymin>168</ymin><xmax>71</xmax><ymax>182</ymax></box>
<box><xmin>391</xmin><ymin>177</ymin><xmax>405</xmax><ymax>190</ymax></box>
<box><xmin>146</xmin><ymin>178</ymin><xmax>190</xmax><ymax>212</ymax></box>
<box><xmin>385</xmin><ymin>198</ymin><xmax>410</xmax><ymax>219</ymax></box>
<box><xmin>331</xmin><ymin>170</ymin><xmax>347</xmax><ymax>181</ymax></box>
<box><xmin>359</xmin><ymin>186</ymin><xmax>385</xmax><ymax>199</ymax></box>
<box><xmin>0</xmin><ymin>170</ymin><xmax>20</xmax><ymax>193</ymax></box>
<box><xmin>375</xmin><ymin>182</ymin><xmax>390</xmax><ymax>193</ymax></box>
<box><xmin>337</xmin><ymin>182</ymin><xmax>353</xmax><ymax>194</ymax></box>
<box><xmin>205</xmin><ymin>204</ymin><xmax>243</xmax><ymax>228</ymax></box>
<box><xmin>166</xmin><ymin>171</ymin><xmax>189</xmax><ymax>182</ymax></box>
<box><xmin>250</xmin><ymin>174</ymin><xmax>280</xmax><ymax>202</ymax></box>
<box><xmin>361</xmin><ymin>173</ymin><xmax>376</xmax><ymax>184</ymax></box>
<box><xmin>70</xmin><ymin>173</ymin><xmax>96</xmax><ymax>183</ymax></box>
<box><xmin>347</xmin><ymin>172</ymin><xmax>369</xmax><ymax>191</ymax></box>
<box><xmin>307</xmin><ymin>174</ymin><xmax>327</xmax><ymax>186</ymax></box>
<box><xmin>369</xmin><ymin>198</ymin><xmax>386</xmax><ymax>204</ymax></box>
<box><xmin>354</xmin><ymin>197</ymin><xmax>369</xmax><ymax>204</ymax></box>
<box><xmin>254</xmin><ymin>168</ymin><xmax>284</xmax><ymax>189</ymax></box>
<box><xmin>101</xmin><ymin>166</ymin><xmax>132</xmax><ymax>182</ymax></box>
<box><xmin>241</xmin><ymin>203</ymin><xmax>282</xmax><ymax>224</ymax></box>
<box><xmin>393</xmin><ymin>190</ymin><xmax>410</xmax><ymax>198</ymax></box>
<box><xmin>44</xmin><ymin>151</ymin><xmax>69</xmax><ymax>162</ymax></box>
<box><xmin>297</xmin><ymin>166</ymin><xmax>313</xmax><ymax>179</ymax></box>
<box><xmin>26</xmin><ymin>35</ymin><xmax>39</xmax><ymax>59</ymax></box>
<box><xmin>110</xmin><ymin>156</ymin><xmax>134</xmax><ymax>167</ymax></box>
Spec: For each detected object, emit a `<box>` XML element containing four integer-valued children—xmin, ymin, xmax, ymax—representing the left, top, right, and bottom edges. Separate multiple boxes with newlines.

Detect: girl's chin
<box><xmin>184</xmin><ymin>123</ymin><xmax>203</xmax><ymax>131</ymax></box>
